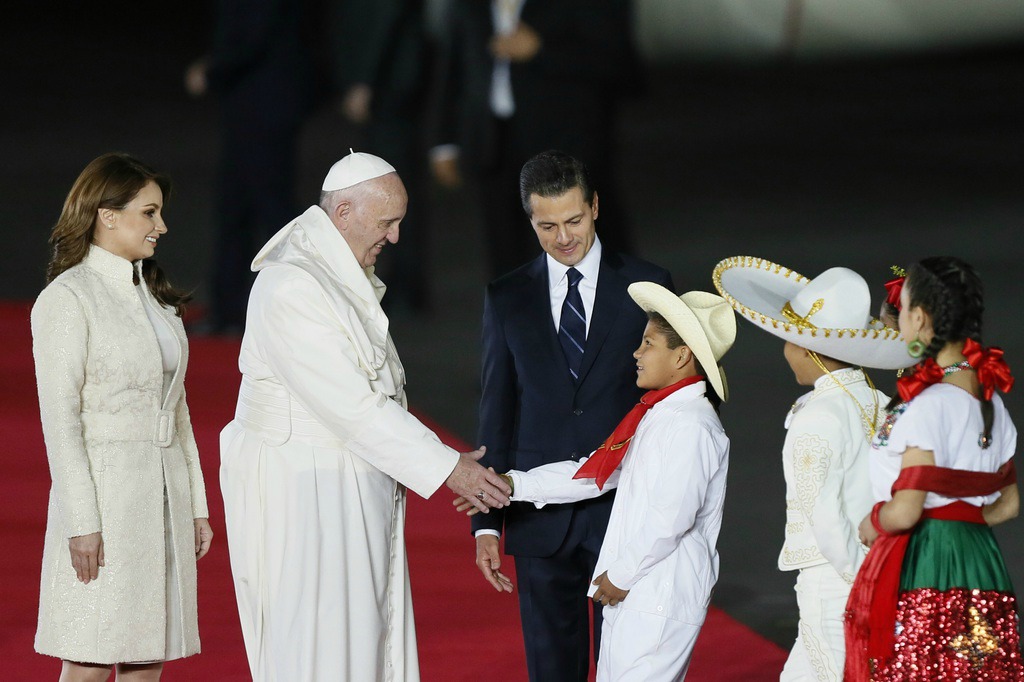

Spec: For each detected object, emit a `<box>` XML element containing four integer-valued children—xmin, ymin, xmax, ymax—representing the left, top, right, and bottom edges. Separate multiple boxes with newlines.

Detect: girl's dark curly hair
<box><xmin>888</xmin><ymin>256</ymin><xmax>992</xmax><ymax>446</ymax></box>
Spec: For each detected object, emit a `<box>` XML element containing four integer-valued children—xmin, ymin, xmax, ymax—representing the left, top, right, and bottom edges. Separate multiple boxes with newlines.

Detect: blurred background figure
<box><xmin>327</xmin><ymin>0</ymin><xmax>436</xmax><ymax>315</ymax></box>
<box><xmin>430</xmin><ymin>0</ymin><xmax>640</xmax><ymax>280</ymax></box>
<box><xmin>327</xmin><ymin>0</ymin><xmax>434</xmax><ymax>315</ymax></box>
<box><xmin>184</xmin><ymin>0</ymin><xmax>314</xmax><ymax>334</ymax></box>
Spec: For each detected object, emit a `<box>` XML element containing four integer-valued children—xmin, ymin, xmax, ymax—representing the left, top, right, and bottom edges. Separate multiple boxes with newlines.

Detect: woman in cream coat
<box><xmin>31</xmin><ymin>154</ymin><xmax>212</xmax><ymax>681</ymax></box>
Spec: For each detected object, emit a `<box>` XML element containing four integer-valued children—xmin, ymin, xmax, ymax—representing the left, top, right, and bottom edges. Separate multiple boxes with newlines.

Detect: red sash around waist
<box><xmin>843</xmin><ymin>460</ymin><xmax>1016</xmax><ymax>682</ymax></box>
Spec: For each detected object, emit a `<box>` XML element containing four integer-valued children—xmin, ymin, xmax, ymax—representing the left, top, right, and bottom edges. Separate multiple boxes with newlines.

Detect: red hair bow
<box><xmin>896</xmin><ymin>358</ymin><xmax>944</xmax><ymax>402</ymax></box>
<box><xmin>963</xmin><ymin>338</ymin><xmax>1014</xmax><ymax>400</ymax></box>
<box><xmin>883</xmin><ymin>275</ymin><xmax>904</xmax><ymax>310</ymax></box>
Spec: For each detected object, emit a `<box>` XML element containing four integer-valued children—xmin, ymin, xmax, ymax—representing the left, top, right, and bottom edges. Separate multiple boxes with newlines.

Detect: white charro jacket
<box><xmin>778</xmin><ymin>368</ymin><xmax>886</xmax><ymax>583</ymax></box>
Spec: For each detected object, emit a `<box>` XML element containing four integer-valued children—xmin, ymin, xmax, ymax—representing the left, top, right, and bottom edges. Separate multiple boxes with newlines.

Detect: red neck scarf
<box><xmin>572</xmin><ymin>375</ymin><xmax>704</xmax><ymax>490</ymax></box>
<box><xmin>896</xmin><ymin>340</ymin><xmax>1014</xmax><ymax>403</ymax></box>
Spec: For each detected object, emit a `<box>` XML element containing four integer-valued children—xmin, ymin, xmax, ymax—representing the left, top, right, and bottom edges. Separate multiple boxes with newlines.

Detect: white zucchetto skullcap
<box><xmin>321</xmin><ymin>149</ymin><xmax>396</xmax><ymax>191</ymax></box>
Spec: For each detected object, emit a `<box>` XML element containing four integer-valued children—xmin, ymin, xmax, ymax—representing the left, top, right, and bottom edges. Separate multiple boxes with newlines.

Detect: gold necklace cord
<box><xmin>807</xmin><ymin>351</ymin><xmax>879</xmax><ymax>440</ymax></box>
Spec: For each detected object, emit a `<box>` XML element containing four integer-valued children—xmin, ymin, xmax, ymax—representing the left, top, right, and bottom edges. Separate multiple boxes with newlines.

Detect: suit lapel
<box><xmin>577</xmin><ymin>253</ymin><xmax>627</xmax><ymax>387</ymax></box>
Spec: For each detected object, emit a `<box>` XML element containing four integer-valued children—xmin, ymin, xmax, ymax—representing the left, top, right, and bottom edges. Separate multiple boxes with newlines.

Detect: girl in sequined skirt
<box><xmin>847</xmin><ymin>256</ymin><xmax>1023</xmax><ymax>681</ymax></box>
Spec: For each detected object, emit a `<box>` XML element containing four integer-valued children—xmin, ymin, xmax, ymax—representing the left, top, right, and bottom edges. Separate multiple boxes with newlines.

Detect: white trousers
<box><xmin>597</xmin><ymin>604</ymin><xmax>704</xmax><ymax>681</ymax></box>
<box><xmin>780</xmin><ymin>563</ymin><xmax>851</xmax><ymax>681</ymax></box>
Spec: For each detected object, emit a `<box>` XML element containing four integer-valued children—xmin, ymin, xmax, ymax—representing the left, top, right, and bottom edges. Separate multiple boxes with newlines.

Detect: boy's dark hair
<box><xmin>647</xmin><ymin>311</ymin><xmax>722</xmax><ymax>414</ymax></box>
<box><xmin>519</xmin><ymin>150</ymin><xmax>595</xmax><ymax>216</ymax></box>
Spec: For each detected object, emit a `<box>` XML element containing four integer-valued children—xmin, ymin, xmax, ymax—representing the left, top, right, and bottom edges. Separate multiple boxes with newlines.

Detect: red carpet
<box><xmin>0</xmin><ymin>302</ymin><xmax>786</xmax><ymax>680</ymax></box>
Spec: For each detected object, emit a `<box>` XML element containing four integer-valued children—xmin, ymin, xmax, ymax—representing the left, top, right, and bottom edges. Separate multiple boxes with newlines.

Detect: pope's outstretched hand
<box><xmin>445</xmin><ymin>447</ymin><xmax>512</xmax><ymax>513</ymax></box>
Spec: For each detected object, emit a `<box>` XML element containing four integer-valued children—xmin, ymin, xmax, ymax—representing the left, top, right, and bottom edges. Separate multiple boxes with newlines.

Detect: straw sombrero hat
<box><xmin>712</xmin><ymin>256</ymin><xmax>916</xmax><ymax>370</ymax></box>
<box><xmin>628</xmin><ymin>283</ymin><xmax>736</xmax><ymax>401</ymax></box>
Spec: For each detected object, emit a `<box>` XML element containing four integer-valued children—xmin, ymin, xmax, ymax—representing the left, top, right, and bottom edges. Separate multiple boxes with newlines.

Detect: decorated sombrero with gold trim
<box><xmin>713</xmin><ymin>256</ymin><xmax>917</xmax><ymax>370</ymax></box>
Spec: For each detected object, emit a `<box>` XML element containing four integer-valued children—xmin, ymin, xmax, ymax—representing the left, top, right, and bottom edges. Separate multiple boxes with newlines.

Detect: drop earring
<box><xmin>907</xmin><ymin>336</ymin><xmax>925</xmax><ymax>358</ymax></box>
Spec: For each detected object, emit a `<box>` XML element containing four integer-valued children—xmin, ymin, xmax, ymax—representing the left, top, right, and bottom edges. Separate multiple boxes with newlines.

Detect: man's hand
<box><xmin>476</xmin><ymin>534</ymin><xmax>514</xmax><ymax>593</ymax></box>
<box><xmin>68</xmin><ymin>532</ymin><xmax>104</xmax><ymax>584</ymax></box>
<box><xmin>340</xmin><ymin>83</ymin><xmax>373</xmax><ymax>124</ymax></box>
<box><xmin>489</xmin><ymin>22</ymin><xmax>541</xmax><ymax>62</ymax></box>
<box><xmin>592</xmin><ymin>571</ymin><xmax>628</xmax><ymax>607</ymax></box>
<box><xmin>454</xmin><ymin>469</ymin><xmax>511</xmax><ymax>515</ymax></box>
<box><xmin>445</xmin><ymin>447</ymin><xmax>511</xmax><ymax>513</ymax></box>
<box><xmin>430</xmin><ymin>156</ymin><xmax>462</xmax><ymax>189</ymax></box>
<box><xmin>184</xmin><ymin>58</ymin><xmax>209</xmax><ymax>97</ymax></box>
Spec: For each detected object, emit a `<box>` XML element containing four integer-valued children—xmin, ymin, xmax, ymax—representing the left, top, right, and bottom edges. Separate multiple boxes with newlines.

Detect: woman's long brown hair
<box><xmin>46</xmin><ymin>153</ymin><xmax>192</xmax><ymax>316</ymax></box>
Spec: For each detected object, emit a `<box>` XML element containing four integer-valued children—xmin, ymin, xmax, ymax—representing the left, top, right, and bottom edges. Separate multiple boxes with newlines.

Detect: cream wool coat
<box><xmin>32</xmin><ymin>245</ymin><xmax>209</xmax><ymax>664</ymax></box>
<box><xmin>220</xmin><ymin>205</ymin><xmax>459</xmax><ymax>681</ymax></box>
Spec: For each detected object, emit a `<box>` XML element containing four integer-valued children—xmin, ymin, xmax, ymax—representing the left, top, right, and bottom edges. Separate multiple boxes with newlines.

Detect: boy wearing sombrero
<box><xmin>487</xmin><ymin>283</ymin><xmax>736</xmax><ymax>680</ymax></box>
<box><xmin>713</xmin><ymin>257</ymin><xmax>915</xmax><ymax>681</ymax></box>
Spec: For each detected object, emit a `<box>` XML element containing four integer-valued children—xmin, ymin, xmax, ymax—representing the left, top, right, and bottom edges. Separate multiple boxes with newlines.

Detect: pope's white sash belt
<box><xmin>235</xmin><ymin>375</ymin><xmax>349</xmax><ymax>449</ymax></box>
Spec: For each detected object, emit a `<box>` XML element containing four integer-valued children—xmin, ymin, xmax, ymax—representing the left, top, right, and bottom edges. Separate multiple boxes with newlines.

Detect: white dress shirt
<box><xmin>489</xmin><ymin>0</ymin><xmax>525</xmax><ymax>118</ymax></box>
<box><xmin>546</xmin><ymin>236</ymin><xmax>601</xmax><ymax>337</ymax></box>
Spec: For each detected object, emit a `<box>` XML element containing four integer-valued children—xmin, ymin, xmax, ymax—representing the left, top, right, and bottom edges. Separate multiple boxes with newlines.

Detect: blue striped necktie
<box><xmin>558</xmin><ymin>267</ymin><xmax>586</xmax><ymax>381</ymax></box>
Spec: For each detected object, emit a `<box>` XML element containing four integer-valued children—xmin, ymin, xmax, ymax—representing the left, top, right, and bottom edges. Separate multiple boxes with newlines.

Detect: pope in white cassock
<box><xmin>219</xmin><ymin>151</ymin><xmax>511</xmax><ymax>681</ymax></box>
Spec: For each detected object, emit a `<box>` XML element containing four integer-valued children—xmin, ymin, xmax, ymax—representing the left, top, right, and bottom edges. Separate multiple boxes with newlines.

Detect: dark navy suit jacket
<box><xmin>473</xmin><ymin>249</ymin><xmax>674</xmax><ymax>556</ymax></box>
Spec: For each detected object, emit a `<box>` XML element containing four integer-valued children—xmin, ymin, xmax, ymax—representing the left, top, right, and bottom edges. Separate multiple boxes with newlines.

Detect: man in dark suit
<box><xmin>473</xmin><ymin>151</ymin><xmax>673</xmax><ymax>681</ymax></box>
<box><xmin>185</xmin><ymin>0</ymin><xmax>314</xmax><ymax>333</ymax></box>
<box><xmin>432</xmin><ymin>0</ymin><xmax>640</xmax><ymax>279</ymax></box>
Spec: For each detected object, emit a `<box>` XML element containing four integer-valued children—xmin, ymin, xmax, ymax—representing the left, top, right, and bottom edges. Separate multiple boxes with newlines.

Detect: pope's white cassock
<box><xmin>219</xmin><ymin>202</ymin><xmax>459</xmax><ymax>681</ymax></box>
<box><xmin>508</xmin><ymin>380</ymin><xmax>729</xmax><ymax>681</ymax></box>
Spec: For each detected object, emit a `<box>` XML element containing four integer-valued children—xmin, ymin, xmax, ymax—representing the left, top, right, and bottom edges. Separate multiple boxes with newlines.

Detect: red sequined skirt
<box><xmin>871</xmin><ymin>517</ymin><xmax>1024</xmax><ymax>681</ymax></box>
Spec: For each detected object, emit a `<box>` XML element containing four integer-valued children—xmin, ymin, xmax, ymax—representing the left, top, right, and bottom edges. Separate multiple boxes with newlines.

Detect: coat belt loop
<box><xmin>154</xmin><ymin>409</ymin><xmax>175</xmax><ymax>447</ymax></box>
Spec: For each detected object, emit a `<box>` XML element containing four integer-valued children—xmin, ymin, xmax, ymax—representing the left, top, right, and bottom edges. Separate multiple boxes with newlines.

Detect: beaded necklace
<box><xmin>943</xmin><ymin>360</ymin><xmax>972</xmax><ymax>377</ymax></box>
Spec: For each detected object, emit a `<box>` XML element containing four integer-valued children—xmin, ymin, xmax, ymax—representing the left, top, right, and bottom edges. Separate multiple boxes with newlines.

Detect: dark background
<box><xmin>2</xmin><ymin>1</ymin><xmax>1023</xmax><ymax>647</ymax></box>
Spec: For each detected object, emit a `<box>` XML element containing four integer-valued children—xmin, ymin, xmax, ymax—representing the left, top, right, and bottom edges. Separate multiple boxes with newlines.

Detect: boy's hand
<box><xmin>592</xmin><ymin>571</ymin><xmax>628</xmax><ymax>606</ymax></box>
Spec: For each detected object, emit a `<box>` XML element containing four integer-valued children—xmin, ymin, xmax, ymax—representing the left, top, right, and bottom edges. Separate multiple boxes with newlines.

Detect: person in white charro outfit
<box><xmin>31</xmin><ymin>153</ymin><xmax>213</xmax><ymax>682</ymax></box>
<box><xmin>219</xmin><ymin>151</ymin><xmax>511</xmax><ymax>681</ymax></box>
<box><xmin>713</xmin><ymin>258</ymin><xmax>916</xmax><ymax>681</ymax></box>
<box><xmin>459</xmin><ymin>284</ymin><xmax>736</xmax><ymax>680</ymax></box>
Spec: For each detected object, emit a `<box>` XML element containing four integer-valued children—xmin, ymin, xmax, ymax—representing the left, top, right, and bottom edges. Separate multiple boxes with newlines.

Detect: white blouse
<box><xmin>136</xmin><ymin>284</ymin><xmax>178</xmax><ymax>396</ymax></box>
<box><xmin>870</xmin><ymin>383</ymin><xmax>1016</xmax><ymax>507</ymax></box>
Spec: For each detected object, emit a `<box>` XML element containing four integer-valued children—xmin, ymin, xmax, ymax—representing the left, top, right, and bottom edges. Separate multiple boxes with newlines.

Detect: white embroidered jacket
<box><xmin>778</xmin><ymin>368</ymin><xmax>887</xmax><ymax>583</ymax></box>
